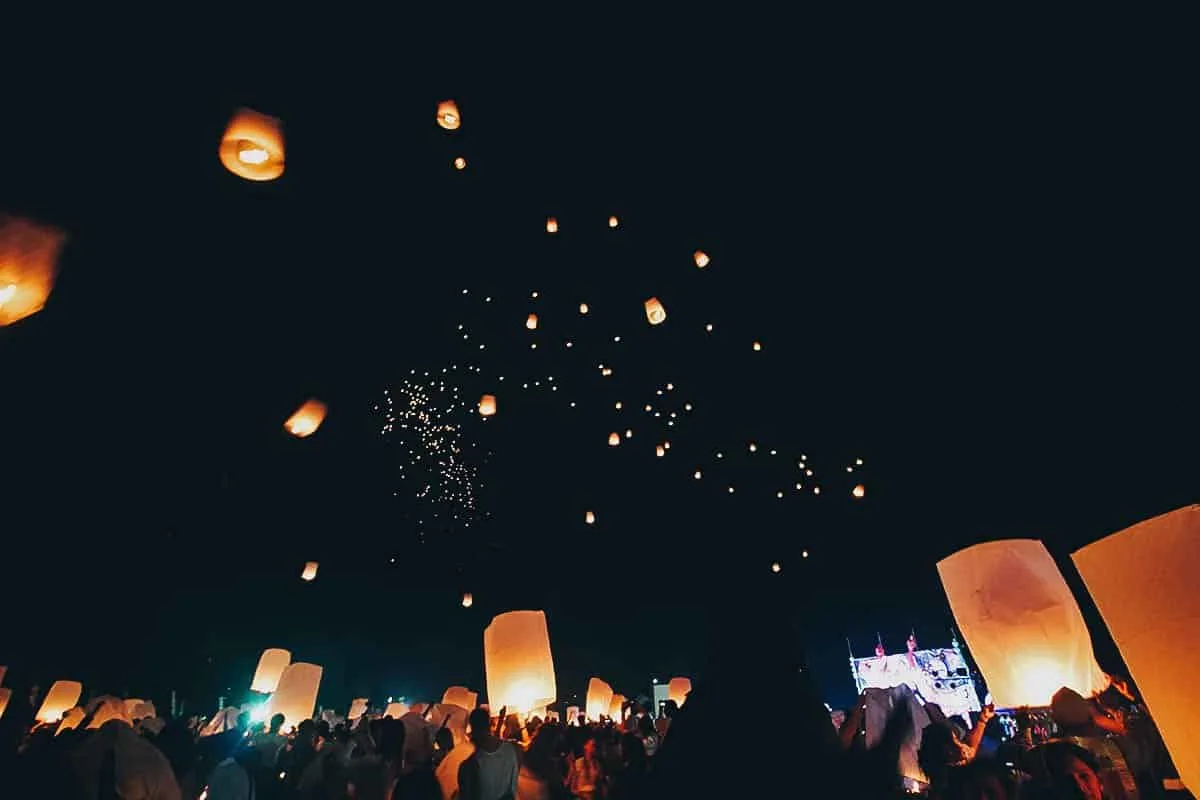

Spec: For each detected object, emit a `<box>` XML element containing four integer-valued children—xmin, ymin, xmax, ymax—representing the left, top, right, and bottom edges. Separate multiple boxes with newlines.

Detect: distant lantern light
<box><xmin>608</xmin><ymin>432</ymin><xmax>620</xmax><ymax>446</ymax></box>
<box><xmin>285</xmin><ymin>399</ymin><xmax>327</xmax><ymax>438</ymax></box>
<box><xmin>749</xmin><ymin>443</ymin><xmax>757</xmax><ymax>452</ymax></box>
<box><xmin>802</xmin><ymin>550</ymin><xmax>809</xmax><ymax>558</ymax></box>
<box><xmin>856</xmin><ymin>458</ymin><xmax>864</xmax><ymax>465</ymax></box>
<box><xmin>301</xmin><ymin>561</ymin><xmax>319</xmax><ymax>581</ymax></box>
<box><xmin>813</xmin><ymin>487</ymin><xmax>821</xmax><ymax>495</ymax></box>
<box><xmin>656</xmin><ymin>444</ymin><xmax>665</xmax><ymax>457</ymax></box>
<box><xmin>219</xmin><ymin>108</ymin><xmax>285</xmax><ymax>181</ymax></box>
<box><xmin>601</xmin><ymin>368</ymin><xmax>612</xmax><ymax>376</ymax></box>
<box><xmin>705</xmin><ymin>323</ymin><xmax>714</xmax><ymax>332</ymax></box>
<box><xmin>728</xmin><ymin>486</ymin><xmax>735</xmax><ymax>493</ymax></box>
<box><xmin>585</xmin><ymin>511</ymin><xmax>596</xmax><ymax>525</ymax></box>
<box><xmin>753</xmin><ymin>341</ymin><xmax>762</xmax><ymax>351</ymax></box>
<box><xmin>852</xmin><ymin>484</ymin><xmax>866</xmax><ymax>499</ymax></box>
<box><xmin>479</xmin><ymin>394</ymin><xmax>497</xmax><ymax>416</ymax></box>
<box><xmin>579</xmin><ymin>303</ymin><xmax>589</xmax><ymax>314</ymax></box>
<box><xmin>644</xmin><ymin>404</ymin><xmax>652</xmax><ymax>412</ymax></box>
<box><xmin>644</xmin><ymin>297</ymin><xmax>667</xmax><ymax>325</ymax></box>
<box><xmin>462</xmin><ymin>592</ymin><xmax>473</xmax><ymax>608</ymax></box>
<box><xmin>608</xmin><ymin>215</ymin><xmax>619</xmax><ymax>228</ymax></box>
<box><xmin>454</xmin><ymin>157</ymin><xmax>466</xmax><ymax>170</ymax></box>
<box><xmin>663</xmin><ymin>441</ymin><xmax>671</xmax><ymax>450</ymax></box>
<box><xmin>0</xmin><ymin>214</ymin><xmax>67</xmax><ymax>327</ymax></box>
<box><xmin>625</xmin><ymin>429</ymin><xmax>633</xmax><ymax>438</ymax></box>
<box><xmin>436</xmin><ymin>100</ymin><xmax>461</xmax><ymax>130</ymax></box>
<box><xmin>694</xmin><ymin>250</ymin><xmax>710</xmax><ymax>268</ymax></box>
<box><xmin>614</xmin><ymin>402</ymin><xmax>622</xmax><ymax>409</ymax></box>
<box><xmin>777</xmin><ymin>491</ymin><xmax>784</xmax><ymax>498</ymax></box>
<box><xmin>685</xmin><ymin>403</ymin><xmax>693</xmax><ymax>411</ymax></box>
<box><xmin>526</xmin><ymin>313</ymin><xmax>538</xmax><ymax>330</ymax></box>
<box><xmin>771</xmin><ymin>561</ymin><xmax>781</xmax><ymax>573</ymax></box>
<box><xmin>666</xmin><ymin>383</ymin><xmax>674</xmax><ymax>391</ymax></box>
<box><xmin>694</xmin><ymin>470</ymin><xmax>702</xmax><ymax>479</ymax></box>
<box><xmin>546</xmin><ymin>217</ymin><xmax>558</xmax><ymax>234</ymax></box>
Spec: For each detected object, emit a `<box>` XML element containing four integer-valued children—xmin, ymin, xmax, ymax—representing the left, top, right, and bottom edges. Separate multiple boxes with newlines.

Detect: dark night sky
<box><xmin>1</xmin><ymin>38</ymin><xmax>1195</xmax><ymax>714</ymax></box>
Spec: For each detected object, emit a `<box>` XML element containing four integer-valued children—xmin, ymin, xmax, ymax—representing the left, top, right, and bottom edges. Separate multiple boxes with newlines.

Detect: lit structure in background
<box><xmin>1073</xmin><ymin>505</ymin><xmax>1200</xmax><ymax>795</ymax></box>
<box><xmin>586</xmin><ymin>677</ymin><xmax>613</xmax><ymax>722</ymax></box>
<box><xmin>484</xmin><ymin>610</ymin><xmax>557</xmax><ymax>715</ymax></box>
<box><xmin>436</xmin><ymin>100</ymin><xmax>461</xmax><ymax>131</ymax></box>
<box><xmin>284</xmin><ymin>399</ymin><xmax>327</xmax><ymax>438</ymax></box>
<box><xmin>36</xmin><ymin>680</ymin><xmax>82</xmax><ymax>723</ymax></box>
<box><xmin>849</xmin><ymin>633</ymin><xmax>981</xmax><ymax>726</ymax></box>
<box><xmin>250</xmin><ymin>648</ymin><xmax>292</xmax><ymax>694</ymax></box>
<box><xmin>0</xmin><ymin>214</ymin><xmax>67</xmax><ymax>327</ymax></box>
<box><xmin>266</xmin><ymin>662</ymin><xmax>323</xmax><ymax>732</ymax></box>
<box><xmin>218</xmin><ymin>108</ymin><xmax>285</xmax><ymax>181</ymax></box>
<box><xmin>938</xmin><ymin>539</ymin><xmax>1106</xmax><ymax>709</ymax></box>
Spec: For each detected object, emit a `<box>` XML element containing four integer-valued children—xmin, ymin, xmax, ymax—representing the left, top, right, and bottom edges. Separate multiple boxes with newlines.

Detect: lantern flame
<box><xmin>237</xmin><ymin>147</ymin><xmax>270</xmax><ymax>165</ymax></box>
<box><xmin>285</xmin><ymin>399</ymin><xmax>327</xmax><ymax>438</ymax></box>
<box><xmin>219</xmin><ymin>108</ymin><xmax>285</xmax><ymax>181</ymax></box>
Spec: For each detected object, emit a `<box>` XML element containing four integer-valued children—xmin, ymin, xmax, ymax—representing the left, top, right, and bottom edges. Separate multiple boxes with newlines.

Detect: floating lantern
<box><xmin>479</xmin><ymin>394</ymin><xmax>497</xmax><ymax>416</ymax></box>
<box><xmin>655</xmin><ymin>444</ymin><xmax>665</xmax><ymax>457</ymax></box>
<box><xmin>36</xmin><ymin>680</ymin><xmax>83</xmax><ymax>723</ymax></box>
<box><xmin>266</xmin><ymin>663</ymin><xmax>323</xmax><ymax>732</ymax></box>
<box><xmin>251</xmin><ymin>648</ymin><xmax>292</xmax><ymax>694</ymax></box>
<box><xmin>608</xmin><ymin>432</ymin><xmax>620</xmax><ymax>446</ymax></box>
<box><xmin>483</xmin><ymin>610</ymin><xmax>557</xmax><ymax>715</ymax></box>
<box><xmin>585</xmin><ymin>511</ymin><xmax>596</xmax><ymax>525</ymax></box>
<box><xmin>1072</xmin><ymin>505</ymin><xmax>1200</xmax><ymax>793</ymax></box>
<box><xmin>87</xmin><ymin>696</ymin><xmax>131</xmax><ymax>729</ymax></box>
<box><xmin>852</xmin><ymin>484</ymin><xmax>865</xmax><ymax>498</ymax></box>
<box><xmin>462</xmin><ymin>591</ymin><xmax>474</xmax><ymax>608</ymax></box>
<box><xmin>753</xmin><ymin>341</ymin><xmax>762</xmax><ymax>351</ymax></box>
<box><xmin>694</xmin><ymin>250</ymin><xmax>710</xmax><ymax>268</ymax></box>
<box><xmin>443</xmin><ymin>686</ymin><xmax>478</xmax><ymax>712</ymax></box>
<box><xmin>579</xmin><ymin>303</ymin><xmax>589</xmax><ymax>314</ymax></box>
<box><xmin>694</xmin><ymin>470</ymin><xmax>702</xmax><ymax>479</ymax></box>
<box><xmin>218</xmin><ymin>108</ymin><xmax>285</xmax><ymax>181</ymax></box>
<box><xmin>348</xmin><ymin>698</ymin><xmax>369</xmax><ymax>720</ymax></box>
<box><xmin>609</xmin><ymin>693</ymin><xmax>626</xmax><ymax>721</ymax></box>
<box><xmin>771</xmin><ymin>561</ymin><xmax>782</xmax><ymax>573</ymax></box>
<box><xmin>608</xmin><ymin>216</ymin><xmax>619</xmax><ymax>228</ymax></box>
<box><xmin>0</xmin><ymin>215</ymin><xmax>67</xmax><ymax>327</ymax></box>
<box><xmin>56</xmin><ymin>707</ymin><xmax>85</xmax><ymax>733</ymax></box>
<box><xmin>546</xmin><ymin>217</ymin><xmax>558</xmax><ymax>234</ymax></box>
<box><xmin>301</xmin><ymin>561</ymin><xmax>319</xmax><ymax>581</ymax></box>
<box><xmin>667</xmin><ymin>677</ymin><xmax>692</xmax><ymax>708</ymax></box>
<box><xmin>644</xmin><ymin>297</ymin><xmax>666</xmax><ymax>325</ymax></box>
<box><xmin>586</xmin><ymin>678</ymin><xmax>613</xmax><ymax>722</ymax></box>
<box><xmin>526</xmin><ymin>313</ymin><xmax>539</xmax><ymax>330</ymax></box>
<box><xmin>0</xmin><ymin>688</ymin><xmax>11</xmax><ymax>720</ymax></box>
<box><xmin>285</xmin><ymin>399</ymin><xmax>327</xmax><ymax>438</ymax></box>
<box><xmin>938</xmin><ymin>540</ymin><xmax>1105</xmax><ymax>708</ymax></box>
<box><xmin>436</xmin><ymin>100</ymin><xmax>461</xmax><ymax>130</ymax></box>
<box><xmin>383</xmin><ymin>702</ymin><xmax>409</xmax><ymax>719</ymax></box>
<box><xmin>453</xmin><ymin>157</ymin><xmax>466</xmax><ymax>170</ymax></box>
<box><xmin>624</xmin><ymin>429</ymin><xmax>632</xmax><ymax>438</ymax></box>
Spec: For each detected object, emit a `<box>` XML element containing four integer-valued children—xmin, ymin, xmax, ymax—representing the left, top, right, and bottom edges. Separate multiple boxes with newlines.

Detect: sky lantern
<box><xmin>0</xmin><ymin>688</ymin><xmax>10</xmax><ymax>721</ymax></box>
<box><xmin>579</xmin><ymin>303</ymin><xmax>589</xmax><ymax>314</ymax></box>
<box><xmin>608</xmin><ymin>432</ymin><xmax>620</xmax><ymax>446</ymax></box>
<box><xmin>285</xmin><ymin>399</ymin><xmax>327</xmax><ymax>438</ymax></box>
<box><xmin>608</xmin><ymin>216</ymin><xmax>619</xmax><ymax>228</ymax></box>
<box><xmin>608</xmin><ymin>693</ymin><xmax>626</xmax><ymax>721</ymax></box>
<box><xmin>453</xmin><ymin>157</ymin><xmax>466</xmax><ymax>170</ymax></box>
<box><xmin>56</xmin><ymin>707</ymin><xmax>85</xmax><ymax>733</ymax></box>
<box><xmin>479</xmin><ymin>394</ymin><xmax>497</xmax><ymax>416</ymax></box>
<box><xmin>87</xmin><ymin>696</ymin><xmax>131</xmax><ymax>729</ymax></box>
<box><xmin>462</xmin><ymin>591</ymin><xmax>474</xmax><ymax>608</ymax></box>
<box><xmin>384</xmin><ymin>702</ymin><xmax>409</xmax><ymax>719</ymax></box>
<box><xmin>1072</xmin><ymin>505</ymin><xmax>1200</xmax><ymax>793</ymax></box>
<box><xmin>938</xmin><ymin>539</ymin><xmax>1106</xmax><ymax>708</ymax></box>
<box><xmin>852</xmin><ymin>484</ymin><xmax>866</xmax><ymax>499</ymax></box>
<box><xmin>36</xmin><ymin>680</ymin><xmax>83</xmax><ymax>723</ymax></box>
<box><xmin>0</xmin><ymin>214</ymin><xmax>67</xmax><ymax>327</ymax></box>
<box><xmin>443</xmin><ymin>686</ymin><xmax>478</xmax><ymax>711</ymax></box>
<box><xmin>266</xmin><ymin>662</ymin><xmax>323</xmax><ymax>732</ymax></box>
<box><xmin>585</xmin><ymin>510</ymin><xmax>596</xmax><ymax>525</ymax></box>
<box><xmin>348</xmin><ymin>698</ymin><xmax>369</xmax><ymax>720</ymax></box>
<box><xmin>250</xmin><ymin>648</ymin><xmax>292</xmax><ymax>694</ymax></box>
<box><xmin>655</xmin><ymin>444</ymin><xmax>665</xmax><ymax>457</ymax></box>
<box><xmin>526</xmin><ymin>313</ymin><xmax>538</xmax><ymax>330</ymax></box>
<box><xmin>771</xmin><ymin>561</ymin><xmax>781</xmax><ymax>573</ymax></box>
<box><xmin>483</xmin><ymin>610</ymin><xmax>557</xmax><ymax>715</ymax></box>
<box><xmin>667</xmin><ymin>677</ymin><xmax>692</xmax><ymax>708</ymax></box>
<box><xmin>218</xmin><ymin>108</ymin><xmax>285</xmax><ymax>181</ymax></box>
<box><xmin>586</xmin><ymin>677</ymin><xmax>614</xmax><ymax>722</ymax></box>
<box><xmin>753</xmin><ymin>341</ymin><xmax>762</xmax><ymax>351</ymax></box>
<box><xmin>436</xmin><ymin>100</ymin><xmax>461</xmax><ymax>130</ymax></box>
<box><xmin>301</xmin><ymin>561</ymin><xmax>319</xmax><ymax>581</ymax></box>
<box><xmin>546</xmin><ymin>217</ymin><xmax>558</xmax><ymax>234</ymax></box>
<box><xmin>694</xmin><ymin>250</ymin><xmax>710</xmax><ymax>268</ymax></box>
<box><xmin>644</xmin><ymin>297</ymin><xmax>666</xmax><ymax>325</ymax></box>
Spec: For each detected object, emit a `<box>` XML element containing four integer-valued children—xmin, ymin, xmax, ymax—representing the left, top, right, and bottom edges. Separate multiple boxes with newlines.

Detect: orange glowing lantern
<box><xmin>585</xmin><ymin>511</ymin><xmax>596</xmax><ymax>525</ymax></box>
<box><xmin>608</xmin><ymin>693</ymin><xmax>626</xmax><ymax>720</ymax></box>
<box><xmin>938</xmin><ymin>540</ymin><xmax>1105</xmax><ymax>708</ymax></box>
<box><xmin>443</xmin><ymin>686</ymin><xmax>478</xmax><ymax>712</ymax></box>
<box><xmin>694</xmin><ymin>250</ymin><xmax>710</xmax><ymax>268</ymax></box>
<box><xmin>266</xmin><ymin>662</ymin><xmax>323</xmax><ymax>731</ymax></box>
<box><xmin>462</xmin><ymin>592</ymin><xmax>474</xmax><ymax>608</ymax></box>
<box><xmin>656</xmin><ymin>444</ymin><xmax>665</xmax><ymax>458</ymax></box>
<box><xmin>285</xmin><ymin>399</ymin><xmax>327</xmax><ymax>438</ymax></box>
<box><xmin>0</xmin><ymin>214</ymin><xmax>67</xmax><ymax>327</ymax></box>
<box><xmin>667</xmin><ymin>677</ymin><xmax>692</xmax><ymax>708</ymax></box>
<box><xmin>384</xmin><ymin>702</ymin><xmax>409</xmax><ymax>719</ymax></box>
<box><xmin>608</xmin><ymin>432</ymin><xmax>620</xmax><ymax>446</ymax></box>
<box><xmin>437</xmin><ymin>100</ymin><xmax>461</xmax><ymax>131</ymax></box>
<box><xmin>483</xmin><ymin>610</ymin><xmax>557</xmax><ymax>715</ymax></box>
<box><xmin>56</xmin><ymin>707</ymin><xmax>85</xmax><ymax>733</ymax></box>
<box><xmin>1072</xmin><ymin>505</ymin><xmax>1200</xmax><ymax>793</ymax></box>
<box><xmin>586</xmin><ymin>677</ymin><xmax>613</xmax><ymax>722</ymax></box>
<box><xmin>301</xmin><ymin>561</ymin><xmax>319</xmax><ymax>581</ymax></box>
<box><xmin>87</xmin><ymin>696</ymin><xmax>131</xmax><ymax>729</ymax></box>
<box><xmin>852</xmin><ymin>484</ymin><xmax>866</xmax><ymax>499</ymax></box>
<box><xmin>753</xmin><ymin>341</ymin><xmax>762</xmax><ymax>351</ymax></box>
<box><xmin>218</xmin><ymin>108</ymin><xmax>285</xmax><ymax>182</ymax></box>
<box><xmin>348</xmin><ymin>698</ymin><xmax>369</xmax><ymax>720</ymax></box>
<box><xmin>546</xmin><ymin>217</ymin><xmax>558</xmax><ymax>234</ymax></box>
<box><xmin>479</xmin><ymin>394</ymin><xmax>497</xmax><ymax>417</ymax></box>
<box><xmin>454</xmin><ymin>157</ymin><xmax>467</xmax><ymax>170</ymax></box>
<box><xmin>771</xmin><ymin>561</ymin><xmax>781</xmax><ymax>573</ymax></box>
<box><xmin>251</xmin><ymin>648</ymin><xmax>292</xmax><ymax>694</ymax></box>
<box><xmin>0</xmin><ymin>688</ymin><xmax>11</xmax><ymax>721</ymax></box>
<box><xmin>608</xmin><ymin>216</ymin><xmax>619</xmax><ymax>228</ymax></box>
<box><xmin>644</xmin><ymin>297</ymin><xmax>667</xmax><ymax>325</ymax></box>
<box><xmin>526</xmin><ymin>313</ymin><xmax>539</xmax><ymax>330</ymax></box>
<box><xmin>579</xmin><ymin>303</ymin><xmax>589</xmax><ymax>314</ymax></box>
<box><xmin>36</xmin><ymin>680</ymin><xmax>82</xmax><ymax>723</ymax></box>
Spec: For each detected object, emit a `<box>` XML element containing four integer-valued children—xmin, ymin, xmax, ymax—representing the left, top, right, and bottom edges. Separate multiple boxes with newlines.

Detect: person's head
<box><xmin>582</xmin><ymin>736</ymin><xmax>597</xmax><ymax>758</ymax></box>
<box><xmin>467</xmin><ymin>708</ymin><xmax>492</xmax><ymax>745</ymax></box>
<box><xmin>1041</xmin><ymin>741</ymin><xmax>1104</xmax><ymax>800</ymax></box>
<box><xmin>269</xmin><ymin>713</ymin><xmax>285</xmax><ymax>734</ymax></box>
<box><xmin>1099</xmin><ymin>673</ymin><xmax>1135</xmax><ymax>704</ymax></box>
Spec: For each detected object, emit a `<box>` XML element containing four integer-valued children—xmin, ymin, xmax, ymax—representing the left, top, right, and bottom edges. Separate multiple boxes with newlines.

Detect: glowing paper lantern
<box><xmin>852</xmin><ymin>484</ymin><xmax>866</xmax><ymax>499</ymax></box>
<box><xmin>442</xmin><ymin>686</ymin><xmax>478</xmax><ymax>712</ymax></box>
<box><xmin>267</xmin><ymin>662</ymin><xmax>323</xmax><ymax>731</ymax></box>
<box><xmin>88</xmin><ymin>696</ymin><xmax>131</xmax><ymax>729</ymax></box>
<box><xmin>0</xmin><ymin>214</ymin><xmax>67</xmax><ymax>327</ymax></box>
<box><xmin>694</xmin><ymin>250</ymin><xmax>710</xmax><ymax>268</ymax></box>
<box><xmin>656</xmin><ymin>444</ymin><xmax>665</xmax><ymax>458</ymax></box>
<box><xmin>301</xmin><ymin>561</ymin><xmax>319</xmax><ymax>581</ymax></box>
<box><xmin>0</xmin><ymin>688</ymin><xmax>11</xmax><ymax>721</ymax></box>
<box><xmin>546</xmin><ymin>217</ymin><xmax>558</xmax><ymax>234</ymax></box>
<box><xmin>285</xmin><ymin>399</ymin><xmax>327</xmax><ymax>438</ymax></box>
<box><xmin>462</xmin><ymin>591</ymin><xmax>474</xmax><ymax>608</ymax></box>
<box><xmin>218</xmin><ymin>108</ymin><xmax>285</xmax><ymax>182</ymax></box>
<box><xmin>1072</xmin><ymin>505</ymin><xmax>1200</xmax><ymax>794</ymax></box>
<box><xmin>667</xmin><ymin>677</ymin><xmax>692</xmax><ymax>708</ymax></box>
<box><xmin>644</xmin><ymin>297</ymin><xmax>666</xmax><ymax>325</ymax></box>
<box><xmin>586</xmin><ymin>678</ymin><xmax>613</xmax><ymax>722</ymax></box>
<box><xmin>585</xmin><ymin>511</ymin><xmax>596</xmax><ymax>525</ymax></box>
<box><xmin>454</xmin><ymin>157</ymin><xmax>466</xmax><ymax>170</ymax></box>
<box><xmin>526</xmin><ymin>313</ymin><xmax>538</xmax><ymax>330</ymax></box>
<box><xmin>608</xmin><ymin>432</ymin><xmax>620</xmax><ymax>446</ymax></box>
<box><xmin>579</xmin><ymin>303</ymin><xmax>589</xmax><ymax>314</ymax></box>
<box><xmin>771</xmin><ymin>562</ymin><xmax>781</xmax><ymax>573</ymax></box>
<box><xmin>56</xmin><ymin>707</ymin><xmax>85</xmax><ymax>733</ymax></box>
<box><xmin>384</xmin><ymin>702</ymin><xmax>409</xmax><ymax>719</ymax></box>
<box><xmin>937</xmin><ymin>540</ymin><xmax>1105</xmax><ymax>708</ymax></box>
<box><xmin>251</xmin><ymin>648</ymin><xmax>292</xmax><ymax>694</ymax></box>
<box><xmin>608</xmin><ymin>216</ymin><xmax>619</xmax><ymax>228</ymax></box>
<box><xmin>437</xmin><ymin>100</ymin><xmax>461</xmax><ymax>130</ymax></box>
<box><xmin>483</xmin><ymin>610</ymin><xmax>557</xmax><ymax>715</ymax></box>
<box><xmin>608</xmin><ymin>693</ymin><xmax>626</xmax><ymax>721</ymax></box>
<box><xmin>479</xmin><ymin>394</ymin><xmax>497</xmax><ymax>416</ymax></box>
<box><xmin>348</xmin><ymin>698</ymin><xmax>368</xmax><ymax>720</ymax></box>
<box><xmin>753</xmin><ymin>341</ymin><xmax>762</xmax><ymax>351</ymax></box>
<box><xmin>36</xmin><ymin>680</ymin><xmax>82</xmax><ymax>723</ymax></box>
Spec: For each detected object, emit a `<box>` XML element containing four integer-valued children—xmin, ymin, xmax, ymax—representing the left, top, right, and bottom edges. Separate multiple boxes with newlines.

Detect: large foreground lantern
<box><xmin>285</xmin><ymin>399</ymin><xmax>327</xmax><ymax>438</ymax></box>
<box><xmin>667</xmin><ymin>677</ymin><xmax>692</xmax><ymax>708</ymax></box>
<box><xmin>218</xmin><ymin>108</ymin><xmax>285</xmax><ymax>181</ymax></box>
<box><xmin>585</xmin><ymin>678</ymin><xmax>613</xmax><ymax>722</ymax></box>
<box><xmin>36</xmin><ymin>680</ymin><xmax>83</xmax><ymax>723</ymax></box>
<box><xmin>0</xmin><ymin>214</ymin><xmax>67</xmax><ymax>327</ymax></box>
<box><xmin>251</xmin><ymin>648</ymin><xmax>292</xmax><ymax>694</ymax></box>
<box><xmin>1072</xmin><ymin>505</ymin><xmax>1200</xmax><ymax>794</ymax></box>
<box><xmin>937</xmin><ymin>539</ymin><xmax>1105</xmax><ymax>709</ymax></box>
<box><xmin>479</xmin><ymin>394</ymin><xmax>497</xmax><ymax>417</ymax></box>
<box><xmin>644</xmin><ymin>297</ymin><xmax>666</xmax><ymax>325</ymax></box>
<box><xmin>484</xmin><ymin>610</ymin><xmax>557</xmax><ymax>715</ymax></box>
<box><xmin>57</xmin><ymin>707</ymin><xmax>85</xmax><ymax>733</ymax></box>
<box><xmin>267</xmin><ymin>662</ymin><xmax>323</xmax><ymax>731</ymax></box>
<box><xmin>301</xmin><ymin>561</ymin><xmax>319</xmax><ymax>581</ymax></box>
<box><xmin>437</xmin><ymin>100</ymin><xmax>461</xmax><ymax>130</ymax></box>
<box><xmin>443</xmin><ymin>686</ymin><xmax>478</xmax><ymax>711</ymax></box>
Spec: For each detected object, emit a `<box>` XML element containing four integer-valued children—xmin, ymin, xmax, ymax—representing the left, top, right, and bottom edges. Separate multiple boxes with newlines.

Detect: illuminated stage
<box><xmin>850</xmin><ymin>634</ymin><xmax>983</xmax><ymax>726</ymax></box>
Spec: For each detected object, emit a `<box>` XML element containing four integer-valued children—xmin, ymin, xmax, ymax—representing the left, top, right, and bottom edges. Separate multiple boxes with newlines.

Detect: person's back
<box><xmin>459</xmin><ymin>708</ymin><xmax>518</xmax><ymax>800</ymax></box>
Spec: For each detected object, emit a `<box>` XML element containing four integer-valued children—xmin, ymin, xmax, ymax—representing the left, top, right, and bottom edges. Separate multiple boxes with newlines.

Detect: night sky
<box><xmin>1</xmin><ymin>44</ymin><xmax>1194</xmax><ymax>715</ymax></box>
